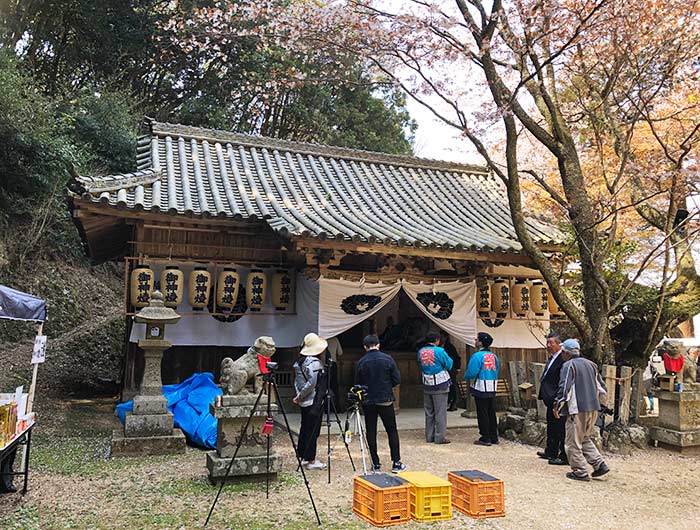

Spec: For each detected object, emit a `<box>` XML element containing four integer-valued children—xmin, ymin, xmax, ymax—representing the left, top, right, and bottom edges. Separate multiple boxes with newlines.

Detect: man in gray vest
<box><xmin>553</xmin><ymin>339</ymin><xmax>610</xmax><ymax>481</ymax></box>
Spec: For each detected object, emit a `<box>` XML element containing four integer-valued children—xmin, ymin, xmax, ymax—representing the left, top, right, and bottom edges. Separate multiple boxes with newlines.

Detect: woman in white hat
<box><xmin>292</xmin><ymin>332</ymin><xmax>328</xmax><ymax>470</ymax></box>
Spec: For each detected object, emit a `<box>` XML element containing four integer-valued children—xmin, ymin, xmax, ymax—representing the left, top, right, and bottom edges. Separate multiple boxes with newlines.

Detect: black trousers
<box><xmin>363</xmin><ymin>404</ymin><xmax>401</xmax><ymax>467</ymax></box>
<box><xmin>297</xmin><ymin>406</ymin><xmax>322</xmax><ymax>461</ymax></box>
<box><xmin>474</xmin><ymin>396</ymin><xmax>498</xmax><ymax>443</ymax></box>
<box><xmin>0</xmin><ymin>447</ymin><xmax>16</xmax><ymax>492</ymax></box>
<box><xmin>448</xmin><ymin>373</ymin><xmax>458</xmax><ymax>407</ymax></box>
<box><xmin>545</xmin><ymin>405</ymin><xmax>566</xmax><ymax>459</ymax></box>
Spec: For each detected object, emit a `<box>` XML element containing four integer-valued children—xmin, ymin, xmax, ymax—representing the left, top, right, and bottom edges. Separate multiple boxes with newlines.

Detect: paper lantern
<box><xmin>188</xmin><ymin>266</ymin><xmax>211</xmax><ymax>309</ymax></box>
<box><xmin>271</xmin><ymin>269</ymin><xmax>293</xmax><ymax>311</ymax></box>
<box><xmin>547</xmin><ymin>288</ymin><xmax>565</xmax><ymax>319</ymax></box>
<box><xmin>511</xmin><ymin>279</ymin><xmax>530</xmax><ymax>317</ymax></box>
<box><xmin>490</xmin><ymin>277</ymin><xmax>510</xmax><ymax>317</ymax></box>
<box><xmin>530</xmin><ymin>280</ymin><xmax>548</xmax><ymax>317</ymax></box>
<box><xmin>160</xmin><ymin>266</ymin><xmax>184</xmax><ymax>308</ymax></box>
<box><xmin>476</xmin><ymin>279</ymin><xmax>491</xmax><ymax>317</ymax></box>
<box><xmin>130</xmin><ymin>265</ymin><xmax>154</xmax><ymax>308</ymax></box>
<box><xmin>246</xmin><ymin>269</ymin><xmax>267</xmax><ymax>312</ymax></box>
<box><xmin>216</xmin><ymin>268</ymin><xmax>240</xmax><ymax>309</ymax></box>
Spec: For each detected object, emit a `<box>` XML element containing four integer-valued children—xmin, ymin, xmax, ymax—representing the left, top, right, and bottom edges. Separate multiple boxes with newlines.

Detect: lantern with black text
<box><xmin>216</xmin><ymin>268</ymin><xmax>240</xmax><ymax>309</ymax></box>
<box><xmin>130</xmin><ymin>265</ymin><xmax>154</xmax><ymax>308</ymax></box>
<box><xmin>477</xmin><ymin>279</ymin><xmax>491</xmax><ymax>317</ymax></box>
<box><xmin>271</xmin><ymin>269</ymin><xmax>293</xmax><ymax>311</ymax></box>
<box><xmin>530</xmin><ymin>280</ymin><xmax>548</xmax><ymax>317</ymax></box>
<box><xmin>160</xmin><ymin>266</ymin><xmax>184</xmax><ymax>308</ymax></box>
<box><xmin>490</xmin><ymin>277</ymin><xmax>510</xmax><ymax>317</ymax></box>
<box><xmin>188</xmin><ymin>267</ymin><xmax>211</xmax><ymax>309</ymax></box>
<box><xmin>245</xmin><ymin>269</ymin><xmax>267</xmax><ymax>312</ymax></box>
<box><xmin>511</xmin><ymin>279</ymin><xmax>530</xmax><ymax>317</ymax></box>
<box><xmin>547</xmin><ymin>288</ymin><xmax>565</xmax><ymax>319</ymax></box>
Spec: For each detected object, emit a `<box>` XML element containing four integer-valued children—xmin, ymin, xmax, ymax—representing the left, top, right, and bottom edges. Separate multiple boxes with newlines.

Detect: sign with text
<box><xmin>32</xmin><ymin>335</ymin><xmax>47</xmax><ymax>364</ymax></box>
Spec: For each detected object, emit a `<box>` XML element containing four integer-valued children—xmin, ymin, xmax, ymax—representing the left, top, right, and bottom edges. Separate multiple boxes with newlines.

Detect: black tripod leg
<box><xmin>204</xmin><ymin>386</ymin><xmax>265</xmax><ymax>527</ymax></box>
<box><xmin>266</xmin><ymin>381</ymin><xmax>272</xmax><ymax>499</ymax></box>
<box><xmin>271</xmin><ymin>379</ymin><xmax>321</xmax><ymax>526</ymax></box>
<box><xmin>331</xmin><ymin>399</ymin><xmax>355</xmax><ymax>471</ymax></box>
<box><xmin>326</xmin><ymin>394</ymin><xmax>332</xmax><ymax>483</ymax></box>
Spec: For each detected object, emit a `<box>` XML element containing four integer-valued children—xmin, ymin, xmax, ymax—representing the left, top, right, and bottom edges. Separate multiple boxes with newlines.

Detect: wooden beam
<box><xmin>295</xmin><ymin>238</ymin><xmax>536</xmax><ymax>265</ymax></box>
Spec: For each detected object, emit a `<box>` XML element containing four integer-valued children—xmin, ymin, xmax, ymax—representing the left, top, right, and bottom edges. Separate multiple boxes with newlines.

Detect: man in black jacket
<box><xmin>355</xmin><ymin>334</ymin><xmax>407</xmax><ymax>473</ymax></box>
<box><xmin>537</xmin><ymin>332</ymin><xmax>568</xmax><ymax>465</ymax></box>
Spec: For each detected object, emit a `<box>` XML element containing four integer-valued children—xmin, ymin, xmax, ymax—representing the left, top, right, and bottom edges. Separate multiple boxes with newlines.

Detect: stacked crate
<box><xmin>448</xmin><ymin>470</ymin><xmax>505</xmax><ymax>518</ymax></box>
<box><xmin>398</xmin><ymin>471</ymin><xmax>452</xmax><ymax>522</ymax></box>
<box><xmin>352</xmin><ymin>474</ymin><xmax>411</xmax><ymax>527</ymax></box>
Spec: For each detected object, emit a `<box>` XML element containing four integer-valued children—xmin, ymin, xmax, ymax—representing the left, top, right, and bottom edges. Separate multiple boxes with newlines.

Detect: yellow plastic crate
<box><xmin>353</xmin><ymin>474</ymin><xmax>411</xmax><ymax>527</ymax></box>
<box><xmin>448</xmin><ymin>470</ymin><xmax>505</xmax><ymax>519</ymax></box>
<box><xmin>398</xmin><ymin>471</ymin><xmax>452</xmax><ymax>522</ymax></box>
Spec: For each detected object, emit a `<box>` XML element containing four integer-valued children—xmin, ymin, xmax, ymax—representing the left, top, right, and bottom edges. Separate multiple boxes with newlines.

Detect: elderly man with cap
<box><xmin>553</xmin><ymin>339</ymin><xmax>610</xmax><ymax>481</ymax></box>
<box><xmin>464</xmin><ymin>332</ymin><xmax>500</xmax><ymax>446</ymax></box>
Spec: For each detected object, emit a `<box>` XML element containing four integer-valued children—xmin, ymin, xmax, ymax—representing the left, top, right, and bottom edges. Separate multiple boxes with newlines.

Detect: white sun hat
<box><xmin>300</xmin><ymin>332</ymin><xmax>328</xmax><ymax>356</ymax></box>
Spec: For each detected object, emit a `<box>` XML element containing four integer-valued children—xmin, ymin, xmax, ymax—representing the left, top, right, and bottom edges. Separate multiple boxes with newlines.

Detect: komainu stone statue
<box><xmin>219</xmin><ymin>336</ymin><xmax>276</xmax><ymax>395</ymax></box>
<box><xmin>682</xmin><ymin>347</ymin><xmax>699</xmax><ymax>384</ymax></box>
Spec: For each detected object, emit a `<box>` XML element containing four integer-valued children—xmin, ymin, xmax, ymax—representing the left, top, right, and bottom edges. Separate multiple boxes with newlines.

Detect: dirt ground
<box><xmin>1</xmin><ymin>399</ymin><xmax>699</xmax><ymax>530</ymax></box>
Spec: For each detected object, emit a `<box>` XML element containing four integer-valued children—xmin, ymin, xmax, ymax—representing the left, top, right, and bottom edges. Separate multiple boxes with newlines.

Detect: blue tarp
<box><xmin>117</xmin><ymin>372</ymin><xmax>222</xmax><ymax>449</ymax></box>
<box><xmin>0</xmin><ymin>284</ymin><xmax>47</xmax><ymax>322</ymax></box>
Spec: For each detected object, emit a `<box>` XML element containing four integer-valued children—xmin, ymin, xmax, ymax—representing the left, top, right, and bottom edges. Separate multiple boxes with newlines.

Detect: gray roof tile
<box><xmin>72</xmin><ymin>120</ymin><xmax>562</xmax><ymax>252</ymax></box>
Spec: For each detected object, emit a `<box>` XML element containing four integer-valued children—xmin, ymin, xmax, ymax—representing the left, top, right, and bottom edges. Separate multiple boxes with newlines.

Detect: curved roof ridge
<box><xmin>144</xmin><ymin>118</ymin><xmax>489</xmax><ymax>175</ymax></box>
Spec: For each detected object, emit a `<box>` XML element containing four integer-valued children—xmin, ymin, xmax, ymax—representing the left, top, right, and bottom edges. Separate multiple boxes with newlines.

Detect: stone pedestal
<box><xmin>649</xmin><ymin>385</ymin><xmax>700</xmax><ymax>454</ymax></box>
<box><xmin>206</xmin><ymin>394</ymin><xmax>281</xmax><ymax>484</ymax></box>
<box><xmin>111</xmin><ymin>340</ymin><xmax>186</xmax><ymax>457</ymax></box>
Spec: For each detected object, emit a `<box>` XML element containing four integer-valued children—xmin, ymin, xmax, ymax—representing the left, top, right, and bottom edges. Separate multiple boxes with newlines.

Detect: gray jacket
<box><xmin>293</xmin><ymin>356</ymin><xmax>323</xmax><ymax>408</ymax></box>
<box><xmin>555</xmin><ymin>357</ymin><xmax>607</xmax><ymax>415</ymax></box>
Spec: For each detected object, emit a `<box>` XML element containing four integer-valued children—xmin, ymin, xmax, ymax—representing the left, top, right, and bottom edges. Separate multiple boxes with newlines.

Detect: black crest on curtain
<box><xmin>340</xmin><ymin>294</ymin><xmax>382</xmax><ymax>315</ymax></box>
<box><xmin>416</xmin><ymin>292</ymin><xmax>454</xmax><ymax>320</ymax></box>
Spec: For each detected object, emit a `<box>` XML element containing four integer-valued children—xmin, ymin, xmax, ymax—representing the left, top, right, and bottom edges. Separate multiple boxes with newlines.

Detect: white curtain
<box><xmin>401</xmin><ymin>280</ymin><xmax>477</xmax><ymax>346</ymax></box>
<box><xmin>476</xmin><ymin>318</ymin><xmax>547</xmax><ymax>349</ymax></box>
<box><xmin>318</xmin><ymin>277</ymin><xmax>402</xmax><ymax>339</ymax></box>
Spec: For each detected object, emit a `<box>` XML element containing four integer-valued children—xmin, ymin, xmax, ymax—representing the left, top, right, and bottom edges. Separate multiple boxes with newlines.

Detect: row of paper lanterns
<box><xmin>477</xmin><ymin>277</ymin><xmax>564</xmax><ymax>319</ymax></box>
<box><xmin>129</xmin><ymin>265</ymin><xmax>294</xmax><ymax>312</ymax></box>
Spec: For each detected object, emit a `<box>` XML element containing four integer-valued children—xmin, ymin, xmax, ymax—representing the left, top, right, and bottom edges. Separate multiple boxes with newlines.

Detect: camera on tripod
<box><xmin>346</xmin><ymin>384</ymin><xmax>368</xmax><ymax>404</ymax></box>
<box><xmin>265</xmin><ymin>361</ymin><xmax>279</xmax><ymax>371</ymax></box>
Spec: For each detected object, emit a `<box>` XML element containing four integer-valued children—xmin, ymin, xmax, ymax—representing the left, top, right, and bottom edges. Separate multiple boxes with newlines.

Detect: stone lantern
<box><xmin>111</xmin><ymin>291</ymin><xmax>186</xmax><ymax>456</ymax></box>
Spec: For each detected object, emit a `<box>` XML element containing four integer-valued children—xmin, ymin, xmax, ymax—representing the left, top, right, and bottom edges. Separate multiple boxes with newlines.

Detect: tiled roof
<box><xmin>71</xmin><ymin>119</ymin><xmax>562</xmax><ymax>253</ymax></box>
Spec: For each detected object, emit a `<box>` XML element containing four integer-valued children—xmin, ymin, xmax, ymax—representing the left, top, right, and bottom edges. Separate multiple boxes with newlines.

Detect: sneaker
<box><xmin>435</xmin><ymin>438</ymin><xmax>451</xmax><ymax>444</ymax></box>
<box><xmin>490</xmin><ymin>439</ymin><xmax>499</xmax><ymax>445</ymax></box>
<box><xmin>391</xmin><ymin>461</ymin><xmax>407</xmax><ymax>473</ymax></box>
<box><xmin>371</xmin><ymin>464</ymin><xmax>381</xmax><ymax>473</ymax></box>
<box><xmin>474</xmin><ymin>439</ymin><xmax>492</xmax><ymax>447</ymax></box>
<box><xmin>566</xmin><ymin>472</ymin><xmax>591</xmax><ymax>482</ymax></box>
<box><xmin>537</xmin><ymin>451</ymin><xmax>552</xmax><ymax>459</ymax></box>
<box><xmin>592</xmin><ymin>462</ymin><xmax>609</xmax><ymax>478</ymax></box>
<box><xmin>306</xmin><ymin>460</ymin><xmax>326</xmax><ymax>470</ymax></box>
<box><xmin>548</xmin><ymin>458</ymin><xmax>568</xmax><ymax>466</ymax></box>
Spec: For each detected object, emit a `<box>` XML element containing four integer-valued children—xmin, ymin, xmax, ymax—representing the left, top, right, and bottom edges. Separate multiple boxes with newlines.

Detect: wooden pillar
<box><xmin>508</xmin><ymin>361</ymin><xmax>521</xmax><ymax>408</ymax></box>
<box><xmin>530</xmin><ymin>362</ymin><xmax>547</xmax><ymax>420</ymax></box>
<box><xmin>602</xmin><ymin>365</ymin><xmax>617</xmax><ymax>416</ymax></box>
<box><xmin>618</xmin><ymin>366</ymin><xmax>632</xmax><ymax>424</ymax></box>
<box><xmin>630</xmin><ymin>369</ymin><xmax>644</xmax><ymax>422</ymax></box>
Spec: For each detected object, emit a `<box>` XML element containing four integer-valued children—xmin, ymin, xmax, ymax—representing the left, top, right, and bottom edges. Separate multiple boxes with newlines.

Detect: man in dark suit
<box><xmin>537</xmin><ymin>332</ymin><xmax>567</xmax><ymax>465</ymax></box>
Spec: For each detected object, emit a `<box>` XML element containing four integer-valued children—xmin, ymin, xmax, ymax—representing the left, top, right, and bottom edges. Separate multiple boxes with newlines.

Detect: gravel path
<box><xmin>1</xmin><ymin>401</ymin><xmax>699</xmax><ymax>529</ymax></box>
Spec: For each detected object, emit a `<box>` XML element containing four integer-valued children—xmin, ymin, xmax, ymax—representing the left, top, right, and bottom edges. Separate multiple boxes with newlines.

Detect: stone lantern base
<box><xmin>111</xmin><ymin>394</ymin><xmax>186</xmax><ymax>457</ymax></box>
<box><xmin>650</xmin><ymin>386</ymin><xmax>700</xmax><ymax>455</ymax></box>
<box><xmin>206</xmin><ymin>394</ymin><xmax>281</xmax><ymax>484</ymax></box>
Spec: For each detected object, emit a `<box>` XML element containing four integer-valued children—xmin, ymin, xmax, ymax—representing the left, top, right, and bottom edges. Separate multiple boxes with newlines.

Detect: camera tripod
<box><xmin>343</xmin><ymin>401</ymin><xmax>371</xmax><ymax>475</ymax></box>
<box><xmin>320</xmin><ymin>361</ymin><xmax>356</xmax><ymax>483</ymax></box>
<box><xmin>205</xmin><ymin>368</ymin><xmax>320</xmax><ymax>527</ymax></box>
